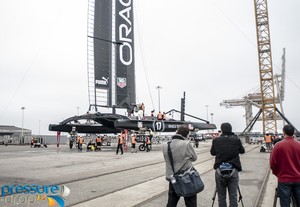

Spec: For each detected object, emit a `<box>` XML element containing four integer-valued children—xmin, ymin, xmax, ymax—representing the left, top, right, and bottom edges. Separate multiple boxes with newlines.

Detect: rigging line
<box><xmin>134</xmin><ymin>1</ymin><xmax>155</xmax><ymax>111</ymax></box>
<box><xmin>286</xmin><ymin>76</ymin><xmax>300</xmax><ymax>91</ymax></box>
<box><xmin>210</xmin><ymin>0</ymin><xmax>286</xmax><ymax>74</ymax></box>
<box><xmin>0</xmin><ymin>47</ymin><xmax>42</xmax><ymax>122</ymax></box>
<box><xmin>0</xmin><ymin>70</ymin><xmax>29</xmax><ymax>121</ymax></box>
<box><xmin>280</xmin><ymin>50</ymin><xmax>300</xmax><ymax>91</ymax></box>
<box><xmin>0</xmin><ymin>3</ymin><xmax>66</xmax><ymax>121</ymax></box>
<box><xmin>211</xmin><ymin>0</ymin><xmax>300</xmax><ymax>92</ymax></box>
<box><xmin>211</xmin><ymin>0</ymin><xmax>256</xmax><ymax>48</ymax></box>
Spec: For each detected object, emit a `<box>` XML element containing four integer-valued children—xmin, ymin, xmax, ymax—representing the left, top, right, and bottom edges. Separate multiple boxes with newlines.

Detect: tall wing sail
<box><xmin>115</xmin><ymin>0</ymin><xmax>136</xmax><ymax>110</ymax></box>
<box><xmin>87</xmin><ymin>0</ymin><xmax>135</xmax><ymax>111</ymax></box>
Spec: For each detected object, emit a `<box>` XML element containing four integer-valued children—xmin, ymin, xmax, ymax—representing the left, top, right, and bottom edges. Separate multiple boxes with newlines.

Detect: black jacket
<box><xmin>210</xmin><ymin>134</ymin><xmax>245</xmax><ymax>171</ymax></box>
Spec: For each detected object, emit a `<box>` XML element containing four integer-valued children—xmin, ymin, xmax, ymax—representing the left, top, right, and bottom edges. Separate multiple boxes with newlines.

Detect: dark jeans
<box><xmin>215</xmin><ymin>169</ymin><xmax>239</xmax><ymax>207</ymax></box>
<box><xmin>166</xmin><ymin>182</ymin><xmax>197</xmax><ymax>207</ymax></box>
<box><xmin>277</xmin><ymin>182</ymin><xmax>300</xmax><ymax>207</ymax></box>
<box><xmin>116</xmin><ymin>144</ymin><xmax>123</xmax><ymax>154</ymax></box>
<box><xmin>266</xmin><ymin>142</ymin><xmax>272</xmax><ymax>151</ymax></box>
<box><xmin>78</xmin><ymin>143</ymin><xmax>83</xmax><ymax>151</ymax></box>
<box><xmin>146</xmin><ymin>144</ymin><xmax>151</xmax><ymax>152</ymax></box>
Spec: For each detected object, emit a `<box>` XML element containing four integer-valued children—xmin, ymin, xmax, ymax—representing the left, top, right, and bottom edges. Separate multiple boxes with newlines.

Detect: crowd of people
<box><xmin>73</xmin><ymin>134</ymin><xmax>109</xmax><ymax>152</ymax></box>
<box><xmin>128</xmin><ymin>103</ymin><xmax>171</xmax><ymax>120</ymax></box>
<box><xmin>162</xmin><ymin>123</ymin><xmax>300</xmax><ymax>207</ymax></box>
<box><xmin>73</xmin><ymin>130</ymin><xmax>154</xmax><ymax>154</ymax></box>
<box><xmin>70</xmin><ymin>120</ymin><xmax>300</xmax><ymax>206</ymax></box>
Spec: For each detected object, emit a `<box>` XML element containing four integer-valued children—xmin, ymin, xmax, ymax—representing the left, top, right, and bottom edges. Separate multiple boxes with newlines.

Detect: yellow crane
<box><xmin>221</xmin><ymin>0</ymin><xmax>285</xmax><ymax>134</ymax></box>
<box><xmin>254</xmin><ymin>0</ymin><xmax>277</xmax><ymax>134</ymax></box>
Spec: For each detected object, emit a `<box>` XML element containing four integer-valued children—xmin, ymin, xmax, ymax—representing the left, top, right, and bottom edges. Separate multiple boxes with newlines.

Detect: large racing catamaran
<box><xmin>49</xmin><ymin>0</ymin><xmax>216</xmax><ymax>135</ymax></box>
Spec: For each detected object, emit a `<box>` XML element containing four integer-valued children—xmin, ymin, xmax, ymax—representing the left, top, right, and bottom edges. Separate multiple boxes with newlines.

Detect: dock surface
<box><xmin>0</xmin><ymin>141</ymin><xmax>277</xmax><ymax>207</ymax></box>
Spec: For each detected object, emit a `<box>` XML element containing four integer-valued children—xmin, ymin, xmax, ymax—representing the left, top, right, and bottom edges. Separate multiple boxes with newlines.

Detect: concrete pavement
<box><xmin>0</xmin><ymin>142</ymin><xmax>277</xmax><ymax>207</ymax></box>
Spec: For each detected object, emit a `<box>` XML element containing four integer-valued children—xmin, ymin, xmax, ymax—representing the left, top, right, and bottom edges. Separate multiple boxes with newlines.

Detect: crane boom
<box><xmin>254</xmin><ymin>0</ymin><xmax>277</xmax><ymax>133</ymax></box>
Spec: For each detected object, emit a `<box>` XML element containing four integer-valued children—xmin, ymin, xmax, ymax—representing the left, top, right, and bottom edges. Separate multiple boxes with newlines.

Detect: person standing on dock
<box><xmin>131</xmin><ymin>133</ymin><xmax>137</xmax><ymax>153</ymax></box>
<box><xmin>116</xmin><ymin>131</ymin><xmax>125</xmax><ymax>155</ymax></box>
<box><xmin>96</xmin><ymin>136</ymin><xmax>102</xmax><ymax>151</ymax></box>
<box><xmin>210</xmin><ymin>122</ymin><xmax>245</xmax><ymax>207</ymax></box>
<box><xmin>162</xmin><ymin>124</ymin><xmax>198</xmax><ymax>207</ymax></box>
<box><xmin>270</xmin><ymin>124</ymin><xmax>300</xmax><ymax>207</ymax></box>
<box><xmin>78</xmin><ymin>136</ymin><xmax>84</xmax><ymax>152</ymax></box>
<box><xmin>264</xmin><ymin>133</ymin><xmax>273</xmax><ymax>152</ymax></box>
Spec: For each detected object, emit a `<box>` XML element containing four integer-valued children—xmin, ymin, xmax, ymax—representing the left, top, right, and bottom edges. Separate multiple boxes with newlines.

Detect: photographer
<box><xmin>162</xmin><ymin>124</ymin><xmax>198</xmax><ymax>207</ymax></box>
<box><xmin>210</xmin><ymin>122</ymin><xmax>245</xmax><ymax>207</ymax></box>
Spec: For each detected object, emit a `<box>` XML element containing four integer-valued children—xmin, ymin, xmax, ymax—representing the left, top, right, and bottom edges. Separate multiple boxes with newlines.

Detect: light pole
<box><xmin>210</xmin><ymin>113</ymin><xmax>214</xmax><ymax>124</ymax></box>
<box><xmin>210</xmin><ymin>113</ymin><xmax>214</xmax><ymax>132</ymax></box>
<box><xmin>156</xmin><ymin>86</ymin><xmax>162</xmax><ymax>112</ymax></box>
<box><xmin>21</xmin><ymin>107</ymin><xmax>25</xmax><ymax>144</ymax></box>
<box><xmin>39</xmin><ymin>120</ymin><xmax>41</xmax><ymax>135</ymax></box>
<box><xmin>205</xmin><ymin>105</ymin><xmax>209</xmax><ymax>121</ymax></box>
<box><xmin>77</xmin><ymin>107</ymin><xmax>79</xmax><ymax>116</ymax></box>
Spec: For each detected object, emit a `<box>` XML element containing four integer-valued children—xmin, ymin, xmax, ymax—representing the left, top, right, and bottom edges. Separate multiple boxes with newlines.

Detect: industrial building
<box><xmin>0</xmin><ymin>125</ymin><xmax>68</xmax><ymax>145</ymax></box>
<box><xmin>0</xmin><ymin>125</ymin><xmax>31</xmax><ymax>144</ymax></box>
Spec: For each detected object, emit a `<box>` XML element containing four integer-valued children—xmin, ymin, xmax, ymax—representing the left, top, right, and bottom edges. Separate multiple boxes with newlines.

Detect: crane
<box><xmin>221</xmin><ymin>0</ymin><xmax>286</xmax><ymax>134</ymax></box>
<box><xmin>254</xmin><ymin>0</ymin><xmax>277</xmax><ymax>134</ymax></box>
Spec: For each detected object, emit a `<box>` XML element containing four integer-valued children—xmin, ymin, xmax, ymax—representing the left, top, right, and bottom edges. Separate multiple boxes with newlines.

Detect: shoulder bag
<box><xmin>167</xmin><ymin>142</ymin><xmax>204</xmax><ymax>197</ymax></box>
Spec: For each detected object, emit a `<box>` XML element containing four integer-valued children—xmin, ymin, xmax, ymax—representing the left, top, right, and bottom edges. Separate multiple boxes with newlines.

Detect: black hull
<box><xmin>48</xmin><ymin>113</ymin><xmax>216</xmax><ymax>134</ymax></box>
<box><xmin>49</xmin><ymin>124</ymin><xmax>119</xmax><ymax>134</ymax></box>
<box><xmin>114</xmin><ymin>119</ymin><xmax>216</xmax><ymax>132</ymax></box>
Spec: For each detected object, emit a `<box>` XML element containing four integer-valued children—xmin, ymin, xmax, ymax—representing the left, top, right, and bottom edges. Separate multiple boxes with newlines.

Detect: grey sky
<box><xmin>0</xmin><ymin>0</ymin><xmax>299</xmax><ymax>135</ymax></box>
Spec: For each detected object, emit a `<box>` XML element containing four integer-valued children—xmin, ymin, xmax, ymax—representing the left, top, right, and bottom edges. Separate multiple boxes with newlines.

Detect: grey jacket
<box><xmin>162</xmin><ymin>134</ymin><xmax>197</xmax><ymax>180</ymax></box>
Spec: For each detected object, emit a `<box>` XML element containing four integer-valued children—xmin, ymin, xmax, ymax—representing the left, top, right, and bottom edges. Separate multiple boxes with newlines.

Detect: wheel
<box><xmin>139</xmin><ymin>144</ymin><xmax>145</xmax><ymax>151</ymax></box>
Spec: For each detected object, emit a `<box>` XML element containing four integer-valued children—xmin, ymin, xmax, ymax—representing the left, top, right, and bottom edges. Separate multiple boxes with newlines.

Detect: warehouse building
<box><xmin>0</xmin><ymin>125</ymin><xmax>68</xmax><ymax>145</ymax></box>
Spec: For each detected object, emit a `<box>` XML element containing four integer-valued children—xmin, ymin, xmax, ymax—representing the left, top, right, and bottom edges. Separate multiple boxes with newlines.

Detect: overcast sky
<box><xmin>0</xmin><ymin>0</ymin><xmax>299</xmax><ymax>135</ymax></box>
